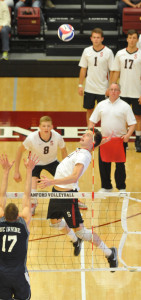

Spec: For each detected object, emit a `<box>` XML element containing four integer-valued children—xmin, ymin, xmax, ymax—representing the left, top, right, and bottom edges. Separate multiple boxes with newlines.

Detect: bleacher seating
<box><xmin>7</xmin><ymin>0</ymin><xmax>128</xmax><ymax>57</ymax></box>
<box><xmin>122</xmin><ymin>8</ymin><xmax>141</xmax><ymax>34</ymax></box>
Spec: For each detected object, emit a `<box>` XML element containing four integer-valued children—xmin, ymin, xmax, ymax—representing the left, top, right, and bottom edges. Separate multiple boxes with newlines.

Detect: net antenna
<box><xmin>91</xmin><ymin>126</ymin><xmax>95</xmax><ymax>267</ymax></box>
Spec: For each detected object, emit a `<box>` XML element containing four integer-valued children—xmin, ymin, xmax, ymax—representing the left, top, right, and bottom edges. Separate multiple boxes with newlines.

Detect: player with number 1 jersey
<box><xmin>78</xmin><ymin>28</ymin><xmax>114</xmax><ymax>125</ymax></box>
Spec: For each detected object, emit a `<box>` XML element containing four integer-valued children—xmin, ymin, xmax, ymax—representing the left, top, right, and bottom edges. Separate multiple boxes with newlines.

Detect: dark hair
<box><xmin>89</xmin><ymin>128</ymin><xmax>102</xmax><ymax>148</ymax></box>
<box><xmin>4</xmin><ymin>203</ymin><xmax>19</xmax><ymax>221</ymax></box>
<box><xmin>127</xmin><ymin>29</ymin><xmax>139</xmax><ymax>39</ymax></box>
<box><xmin>91</xmin><ymin>28</ymin><xmax>103</xmax><ymax>37</ymax></box>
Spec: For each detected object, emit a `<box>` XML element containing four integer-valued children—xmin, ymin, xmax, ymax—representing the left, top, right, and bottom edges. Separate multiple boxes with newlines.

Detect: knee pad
<box><xmin>50</xmin><ymin>219</ymin><xmax>66</xmax><ymax>231</ymax></box>
<box><xmin>75</xmin><ymin>227</ymin><xmax>92</xmax><ymax>241</ymax></box>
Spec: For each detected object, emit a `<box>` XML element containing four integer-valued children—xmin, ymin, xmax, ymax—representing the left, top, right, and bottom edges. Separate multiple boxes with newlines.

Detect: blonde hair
<box><xmin>39</xmin><ymin>116</ymin><xmax>52</xmax><ymax>124</ymax></box>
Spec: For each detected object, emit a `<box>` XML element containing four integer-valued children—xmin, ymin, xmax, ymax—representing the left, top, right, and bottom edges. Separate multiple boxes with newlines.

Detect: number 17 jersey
<box><xmin>0</xmin><ymin>217</ymin><xmax>29</xmax><ymax>274</ymax></box>
<box><xmin>111</xmin><ymin>48</ymin><xmax>141</xmax><ymax>98</ymax></box>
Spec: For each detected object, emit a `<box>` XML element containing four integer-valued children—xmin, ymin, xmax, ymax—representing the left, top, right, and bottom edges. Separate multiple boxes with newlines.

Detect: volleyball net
<box><xmin>6</xmin><ymin>191</ymin><xmax>141</xmax><ymax>272</ymax></box>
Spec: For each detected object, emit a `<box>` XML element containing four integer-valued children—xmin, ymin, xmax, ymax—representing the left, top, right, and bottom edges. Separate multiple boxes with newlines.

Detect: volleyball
<box><xmin>58</xmin><ymin>24</ymin><xmax>74</xmax><ymax>42</ymax></box>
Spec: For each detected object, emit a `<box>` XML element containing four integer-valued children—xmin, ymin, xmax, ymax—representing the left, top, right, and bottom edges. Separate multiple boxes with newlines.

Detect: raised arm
<box><xmin>0</xmin><ymin>155</ymin><xmax>14</xmax><ymax>217</ymax></box>
<box><xmin>38</xmin><ymin>163</ymin><xmax>84</xmax><ymax>189</ymax></box>
<box><xmin>14</xmin><ymin>143</ymin><xmax>26</xmax><ymax>182</ymax></box>
<box><xmin>20</xmin><ymin>154</ymin><xmax>39</xmax><ymax>227</ymax></box>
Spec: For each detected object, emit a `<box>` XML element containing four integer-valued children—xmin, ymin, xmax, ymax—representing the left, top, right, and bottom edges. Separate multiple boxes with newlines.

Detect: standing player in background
<box><xmin>0</xmin><ymin>154</ymin><xmax>38</xmax><ymax>300</ymax></box>
<box><xmin>38</xmin><ymin>129</ymin><xmax>118</xmax><ymax>272</ymax></box>
<box><xmin>111</xmin><ymin>29</ymin><xmax>141</xmax><ymax>152</ymax></box>
<box><xmin>14</xmin><ymin>116</ymin><xmax>68</xmax><ymax>215</ymax></box>
<box><xmin>78</xmin><ymin>28</ymin><xmax>114</xmax><ymax>125</ymax></box>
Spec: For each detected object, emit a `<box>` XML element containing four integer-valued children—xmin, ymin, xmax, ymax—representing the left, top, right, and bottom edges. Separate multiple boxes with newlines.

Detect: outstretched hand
<box><xmin>0</xmin><ymin>154</ymin><xmax>15</xmax><ymax>171</ymax></box>
<box><xmin>23</xmin><ymin>154</ymin><xmax>39</xmax><ymax>171</ymax></box>
<box><xmin>100</xmin><ymin>132</ymin><xmax>114</xmax><ymax>146</ymax></box>
<box><xmin>38</xmin><ymin>175</ymin><xmax>53</xmax><ymax>189</ymax></box>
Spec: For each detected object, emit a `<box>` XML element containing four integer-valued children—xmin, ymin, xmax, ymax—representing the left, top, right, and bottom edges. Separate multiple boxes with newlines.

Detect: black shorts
<box><xmin>47</xmin><ymin>187</ymin><xmax>84</xmax><ymax>228</ymax></box>
<box><xmin>120</xmin><ymin>96</ymin><xmax>141</xmax><ymax>115</ymax></box>
<box><xmin>32</xmin><ymin>160</ymin><xmax>59</xmax><ymax>178</ymax></box>
<box><xmin>83</xmin><ymin>92</ymin><xmax>105</xmax><ymax>109</ymax></box>
<box><xmin>0</xmin><ymin>271</ymin><xmax>31</xmax><ymax>300</ymax></box>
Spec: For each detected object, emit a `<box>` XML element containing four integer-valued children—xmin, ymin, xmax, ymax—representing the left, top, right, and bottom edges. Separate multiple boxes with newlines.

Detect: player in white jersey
<box><xmin>38</xmin><ymin>129</ymin><xmax>118</xmax><ymax>272</ymax></box>
<box><xmin>78</xmin><ymin>28</ymin><xmax>114</xmax><ymax>125</ymax></box>
<box><xmin>111</xmin><ymin>29</ymin><xmax>141</xmax><ymax>152</ymax></box>
<box><xmin>13</xmin><ymin>116</ymin><xmax>68</xmax><ymax>215</ymax></box>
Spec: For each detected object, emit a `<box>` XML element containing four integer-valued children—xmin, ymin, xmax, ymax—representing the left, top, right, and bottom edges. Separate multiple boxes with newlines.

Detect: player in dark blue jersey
<box><xmin>0</xmin><ymin>154</ymin><xmax>38</xmax><ymax>300</ymax></box>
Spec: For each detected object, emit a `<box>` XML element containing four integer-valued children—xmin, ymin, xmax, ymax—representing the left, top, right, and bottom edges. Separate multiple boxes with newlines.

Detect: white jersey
<box><xmin>79</xmin><ymin>45</ymin><xmax>114</xmax><ymax>94</ymax></box>
<box><xmin>89</xmin><ymin>98</ymin><xmax>137</xmax><ymax>137</ymax></box>
<box><xmin>23</xmin><ymin>129</ymin><xmax>65</xmax><ymax>165</ymax></box>
<box><xmin>54</xmin><ymin>148</ymin><xmax>91</xmax><ymax>191</ymax></box>
<box><xmin>111</xmin><ymin>48</ymin><xmax>141</xmax><ymax>98</ymax></box>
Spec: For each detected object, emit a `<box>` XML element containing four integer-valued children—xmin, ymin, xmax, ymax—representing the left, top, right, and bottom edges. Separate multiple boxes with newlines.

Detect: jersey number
<box><xmin>94</xmin><ymin>57</ymin><xmax>98</xmax><ymax>66</ymax></box>
<box><xmin>2</xmin><ymin>235</ymin><xmax>17</xmax><ymax>252</ymax></box>
<box><xmin>124</xmin><ymin>59</ymin><xmax>134</xmax><ymax>69</ymax></box>
<box><xmin>44</xmin><ymin>146</ymin><xmax>49</xmax><ymax>154</ymax></box>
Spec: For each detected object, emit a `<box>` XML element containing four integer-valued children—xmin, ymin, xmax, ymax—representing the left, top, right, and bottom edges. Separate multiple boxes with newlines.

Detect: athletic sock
<box><xmin>98</xmin><ymin>241</ymin><xmax>112</xmax><ymax>257</ymax></box>
<box><xmin>135</xmin><ymin>131</ymin><xmax>141</xmax><ymax>141</ymax></box>
<box><xmin>67</xmin><ymin>229</ymin><xmax>78</xmax><ymax>243</ymax></box>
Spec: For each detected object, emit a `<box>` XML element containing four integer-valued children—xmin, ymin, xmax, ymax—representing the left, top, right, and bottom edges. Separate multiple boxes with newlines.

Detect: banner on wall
<box><xmin>0</xmin><ymin>111</ymin><xmax>95</xmax><ymax>141</ymax></box>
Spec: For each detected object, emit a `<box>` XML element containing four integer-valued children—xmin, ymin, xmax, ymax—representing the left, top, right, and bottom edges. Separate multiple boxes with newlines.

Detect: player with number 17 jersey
<box><xmin>111</xmin><ymin>48</ymin><xmax>141</xmax><ymax>98</ymax></box>
<box><xmin>0</xmin><ymin>217</ymin><xmax>29</xmax><ymax>274</ymax></box>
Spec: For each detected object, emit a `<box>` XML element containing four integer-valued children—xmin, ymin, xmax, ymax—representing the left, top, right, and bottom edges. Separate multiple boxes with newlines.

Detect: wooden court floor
<box><xmin>0</xmin><ymin>78</ymin><xmax>141</xmax><ymax>300</ymax></box>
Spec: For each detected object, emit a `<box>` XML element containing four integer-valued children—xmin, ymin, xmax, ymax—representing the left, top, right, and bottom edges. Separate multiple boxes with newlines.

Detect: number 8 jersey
<box><xmin>111</xmin><ymin>48</ymin><xmax>141</xmax><ymax>98</ymax></box>
<box><xmin>23</xmin><ymin>129</ymin><xmax>65</xmax><ymax>165</ymax></box>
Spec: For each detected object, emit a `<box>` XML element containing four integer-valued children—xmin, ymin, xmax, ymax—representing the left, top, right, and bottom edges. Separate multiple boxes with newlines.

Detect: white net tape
<box><xmin>6</xmin><ymin>191</ymin><xmax>141</xmax><ymax>272</ymax></box>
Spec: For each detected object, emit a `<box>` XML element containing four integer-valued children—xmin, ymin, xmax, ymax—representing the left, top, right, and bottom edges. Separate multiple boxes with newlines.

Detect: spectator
<box><xmin>78</xmin><ymin>28</ymin><xmax>114</xmax><ymax>126</ymax></box>
<box><xmin>15</xmin><ymin>0</ymin><xmax>45</xmax><ymax>25</ymax></box>
<box><xmin>118</xmin><ymin>0</ymin><xmax>141</xmax><ymax>21</ymax></box>
<box><xmin>0</xmin><ymin>0</ymin><xmax>11</xmax><ymax>60</ymax></box>
<box><xmin>89</xmin><ymin>83</ymin><xmax>136</xmax><ymax>192</ymax></box>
